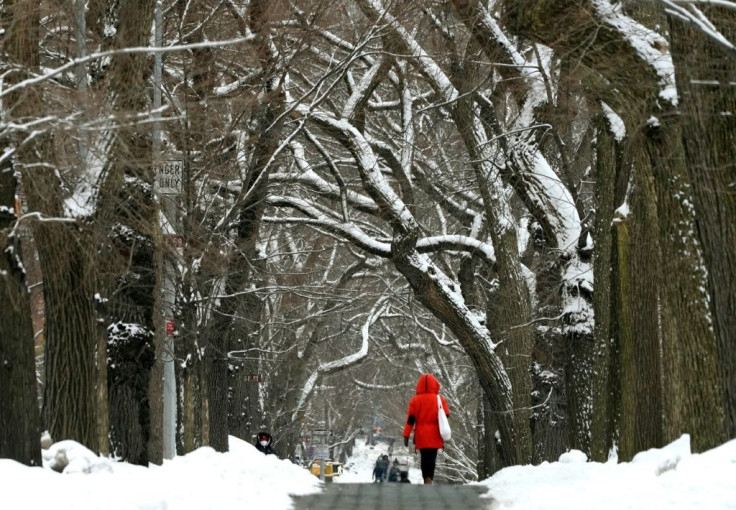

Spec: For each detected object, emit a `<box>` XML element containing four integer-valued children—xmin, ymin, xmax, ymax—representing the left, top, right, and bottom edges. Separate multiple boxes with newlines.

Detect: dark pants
<box><xmin>419</xmin><ymin>448</ymin><xmax>438</xmax><ymax>480</ymax></box>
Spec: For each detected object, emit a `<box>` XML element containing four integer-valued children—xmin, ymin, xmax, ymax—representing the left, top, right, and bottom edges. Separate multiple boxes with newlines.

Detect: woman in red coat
<box><xmin>402</xmin><ymin>373</ymin><xmax>449</xmax><ymax>484</ymax></box>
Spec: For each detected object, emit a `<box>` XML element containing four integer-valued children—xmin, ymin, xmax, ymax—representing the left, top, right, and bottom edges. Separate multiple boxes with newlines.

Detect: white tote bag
<box><xmin>437</xmin><ymin>395</ymin><xmax>451</xmax><ymax>441</ymax></box>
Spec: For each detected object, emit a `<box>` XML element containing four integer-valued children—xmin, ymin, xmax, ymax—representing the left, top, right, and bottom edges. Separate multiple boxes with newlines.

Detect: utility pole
<box><xmin>152</xmin><ymin>0</ymin><xmax>177</xmax><ymax>460</ymax></box>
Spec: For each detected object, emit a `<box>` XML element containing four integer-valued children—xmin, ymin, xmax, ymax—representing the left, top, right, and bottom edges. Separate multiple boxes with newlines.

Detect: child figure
<box><xmin>388</xmin><ymin>459</ymin><xmax>401</xmax><ymax>482</ymax></box>
<box><xmin>372</xmin><ymin>456</ymin><xmax>385</xmax><ymax>483</ymax></box>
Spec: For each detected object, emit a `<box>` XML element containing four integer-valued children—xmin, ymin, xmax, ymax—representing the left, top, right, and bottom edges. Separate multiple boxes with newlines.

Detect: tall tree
<box><xmin>3</xmin><ymin>0</ymin><xmax>100</xmax><ymax>453</ymax></box>
<box><xmin>96</xmin><ymin>0</ymin><xmax>159</xmax><ymax>465</ymax></box>
<box><xmin>0</xmin><ymin>0</ymin><xmax>41</xmax><ymax>466</ymax></box>
<box><xmin>667</xmin><ymin>2</ymin><xmax>736</xmax><ymax>439</ymax></box>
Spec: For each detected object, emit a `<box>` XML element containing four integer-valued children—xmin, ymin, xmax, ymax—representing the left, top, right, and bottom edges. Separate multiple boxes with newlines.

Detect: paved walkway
<box><xmin>292</xmin><ymin>482</ymin><xmax>492</xmax><ymax>510</ymax></box>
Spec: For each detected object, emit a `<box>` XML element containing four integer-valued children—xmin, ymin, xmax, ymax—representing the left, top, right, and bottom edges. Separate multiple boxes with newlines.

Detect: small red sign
<box><xmin>164</xmin><ymin>235</ymin><xmax>185</xmax><ymax>249</ymax></box>
<box><xmin>165</xmin><ymin>319</ymin><xmax>175</xmax><ymax>336</ymax></box>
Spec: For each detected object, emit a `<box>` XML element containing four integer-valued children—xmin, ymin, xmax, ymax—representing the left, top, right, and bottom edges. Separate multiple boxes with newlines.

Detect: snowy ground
<box><xmin>0</xmin><ymin>436</ymin><xmax>322</xmax><ymax>510</ymax></box>
<box><xmin>477</xmin><ymin>435</ymin><xmax>736</xmax><ymax>510</ymax></box>
<box><xmin>1</xmin><ymin>433</ymin><xmax>735</xmax><ymax>509</ymax></box>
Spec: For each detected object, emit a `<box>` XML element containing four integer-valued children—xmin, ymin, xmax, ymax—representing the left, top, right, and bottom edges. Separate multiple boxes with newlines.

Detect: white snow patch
<box><xmin>601</xmin><ymin>102</ymin><xmax>626</xmax><ymax>142</ymax></box>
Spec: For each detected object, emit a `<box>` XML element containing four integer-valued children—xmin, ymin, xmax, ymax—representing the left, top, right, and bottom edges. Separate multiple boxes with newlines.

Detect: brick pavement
<box><xmin>291</xmin><ymin>482</ymin><xmax>492</xmax><ymax>510</ymax></box>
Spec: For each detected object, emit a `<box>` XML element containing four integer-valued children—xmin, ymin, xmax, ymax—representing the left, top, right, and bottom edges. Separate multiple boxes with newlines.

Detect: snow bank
<box><xmin>0</xmin><ymin>436</ymin><xmax>322</xmax><ymax>510</ymax></box>
<box><xmin>478</xmin><ymin>434</ymin><xmax>736</xmax><ymax>510</ymax></box>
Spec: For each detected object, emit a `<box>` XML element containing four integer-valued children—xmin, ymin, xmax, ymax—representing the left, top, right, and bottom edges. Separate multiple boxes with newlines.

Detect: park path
<box><xmin>292</xmin><ymin>482</ymin><xmax>492</xmax><ymax>510</ymax></box>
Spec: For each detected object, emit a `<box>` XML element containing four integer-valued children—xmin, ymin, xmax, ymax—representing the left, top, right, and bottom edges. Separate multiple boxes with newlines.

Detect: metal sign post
<box><xmin>153</xmin><ymin>155</ymin><xmax>183</xmax><ymax>462</ymax></box>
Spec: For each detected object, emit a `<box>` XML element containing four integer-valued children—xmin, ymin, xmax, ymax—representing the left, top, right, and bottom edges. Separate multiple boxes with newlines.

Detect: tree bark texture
<box><xmin>454</xmin><ymin>66</ymin><xmax>535</xmax><ymax>465</ymax></box>
<box><xmin>590</xmin><ymin>119</ymin><xmax>618</xmax><ymax>461</ymax></box>
<box><xmin>97</xmin><ymin>0</ymin><xmax>158</xmax><ymax>465</ymax></box>
<box><xmin>37</xmin><ymin>221</ymin><xmax>98</xmax><ymax>451</ymax></box>
<box><xmin>0</xmin><ymin>0</ymin><xmax>42</xmax><ymax>466</ymax></box>
<box><xmin>642</xmin><ymin>119</ymin><xmax>725</xmax><ymax>451</ymax></box>
<box><xmin>0</xmin><ymin>172</ymin><xmax>41</xmax><ymax>466</ymax></box>
<box><xmin>4</xmin><ymin>0</ymin><xmax>100</xmax><ymax>454</ymax></box>
<box><xmin>668</xmin><ymin>9</ymin><xmax>736</xmax><ymax>439</ymax></box>
<box><xmin>617</xmin><ymin>143</ymin><xmax>664</xmax><ymax>461</ymax></box>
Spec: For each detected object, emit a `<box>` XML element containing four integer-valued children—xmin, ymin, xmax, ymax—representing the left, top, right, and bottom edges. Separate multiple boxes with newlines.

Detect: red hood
<box><xmin>415</xmin><ymin>373</ymin><xmax>440</xmax><ymax>395</ymax></box>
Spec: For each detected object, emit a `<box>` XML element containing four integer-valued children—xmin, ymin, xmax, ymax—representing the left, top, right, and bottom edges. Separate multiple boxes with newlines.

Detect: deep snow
<box><xmin>1</xmin><ymin>434</ymin><xmax>735</xmax><ymax>509</ymax></box>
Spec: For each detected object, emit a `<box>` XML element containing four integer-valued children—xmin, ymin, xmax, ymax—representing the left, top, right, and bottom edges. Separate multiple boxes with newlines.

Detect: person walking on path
<box><xmin>380</xmin><ymin>454</ymin><xmax>390</xmax><ymax>481</ymax></box>
<box><xmin>372</xmin><ymin>456</ymin><xmax>386</xmax><ymax>483</ymax></box>
<box><xmin>402</xmin><ymin>373</ymin><xmax>450</xmax><ymax>484</ymax></box>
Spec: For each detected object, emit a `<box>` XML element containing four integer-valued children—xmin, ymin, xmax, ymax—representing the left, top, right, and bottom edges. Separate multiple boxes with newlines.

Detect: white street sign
<box><xmin>313</xmin><ymin>444</ymin><xmax>330</xmax><ymax>460</ymax></box>
<box><xmin>154</xmin><ymin>160</ymin><xmax>183</xmax><ymax>195</ymax></box>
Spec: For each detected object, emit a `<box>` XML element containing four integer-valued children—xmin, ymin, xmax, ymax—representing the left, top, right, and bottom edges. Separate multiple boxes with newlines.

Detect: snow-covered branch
<box><xmin>0</xmin><ymin>36</ymin><xmax>256</xmax><ymax>100</ymax></box>
<box><xmin>661</xmin><ymin>0</ymin><xmax>736</xmax><ymax>55</ymax></box>
<box><xmin>591</xmin><ymin>0</ymin><xmax>678</xmax><ymax>105</ymax></box>
<box><xmin>291</xmin><ymin>299</ymin><xmax>389</xmax><ymax>422</ymax></box>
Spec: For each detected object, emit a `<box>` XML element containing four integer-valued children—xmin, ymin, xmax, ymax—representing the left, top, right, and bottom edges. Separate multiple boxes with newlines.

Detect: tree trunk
<box><xmin>668</xmin><ymin>9</ymin><xmax>736</xmax><ymax>439</ymax></box>
<box><xmin>0</xmin><ymin>170</ymin><xmax>41</xmax><ymax>466</ymax></box>
<box><xmin>642</xmin><ymin>118</ymin><xmax>725</xmax><ymax>451</ymax></box>
<box><xmin>223</xmin><ymin>0</ymin><xmax>285</xmax><ymax>445</ymax></box>
<box><xmin>0</xmin><ymin>0</ymin><xmax>42</xmax><ymax>466</ymax></box>
<box><xmin>37</xmin><ymin>223</ymin><xmax>98</xmax><ymax>451</ymax></box>
<box><xmin>3</xmin><ymin>0</ymin><xmax>99</xmax><ymax>454</ymax></box>
<box><xmin>590</xmin><ymin>118</ymin><xmax>618</xmax><ymax>461</ymax></box>
<box><xmin>97</xmin><ymin>0</ymin><xmax>158</xmax><ymax>465</ymax></box>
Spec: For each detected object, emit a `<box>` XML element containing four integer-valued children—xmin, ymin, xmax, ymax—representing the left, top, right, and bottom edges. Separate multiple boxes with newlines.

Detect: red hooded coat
<box><xmin>402</xmin><ymin>373</ymin><xmax>449</xmax><ymax>450</ymax></box>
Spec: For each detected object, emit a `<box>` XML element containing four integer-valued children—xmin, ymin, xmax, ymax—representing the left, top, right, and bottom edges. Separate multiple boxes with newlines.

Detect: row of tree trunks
<box><xmin>502</xmin><ymin>0</ymin><xmax>727</xmax><ymax>455</ymax></box>
<box><xmin>451</xmin><ymin>0</ymin><xmax>587</xmax><ymax>463</ymax></box>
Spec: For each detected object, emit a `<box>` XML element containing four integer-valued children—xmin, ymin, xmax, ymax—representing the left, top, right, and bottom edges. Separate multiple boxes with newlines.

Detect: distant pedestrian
<box><xmin>255</xmin><ymin>431</ymin><xmax>276</xmax><ymax>456</ymax></box>
<box><xmin>372</xmin><ymin>456</ymin><xmax>385</xmax><ymax>483</ymax></box>
<box><xmin>402</xmin><ymin>373</ymin><xmax>449</xmax><ymax>484</ymax></box>
<box><xmin>400</xmin><ymin>471</ymin><xmax>411</xmax><ymax>483</ymax></box>
<box><xmin>380</xmin><ymin>454</ymin><xmax>390</xmax><ymax>481</ymax></box>
<box><xmin>388</xmin><ymin>459</ymin><xmax>401</xmax><ymax>482</ymax></box>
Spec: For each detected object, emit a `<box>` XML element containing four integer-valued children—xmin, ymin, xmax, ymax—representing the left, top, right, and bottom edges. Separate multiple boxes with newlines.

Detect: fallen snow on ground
<box><xmin>477</xmin><ymin>434</ymin><xmax>736</xmax><ymax>510</ymax></box>
<box><xmin>0</xmin><ymin>436</ymin><xmax>321</xmax><ymax>510</ymax></box>
<box><xmin>2</xmin><ymin>432</ymin><xmax>735</xmax><ymax>509</ymax></box>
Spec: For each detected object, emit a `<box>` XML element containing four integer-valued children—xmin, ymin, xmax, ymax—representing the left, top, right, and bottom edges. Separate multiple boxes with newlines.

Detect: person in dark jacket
<box><xmin>388</xmin><ymin>459</ymin><xmax>401</xmax><ymax>482</ymax></box>
<box><xmin>399</xmin><ymin>470</ymin><xmax>411</xmax><ymax>483</ymax></box>
<box><xmin>255</xmin><ymin>431</ymin><xmax>276</xmax><ymax>456</ymax></box>
<box><xmin>402</xmin><ymin>373</ymin><xmax>449</xmax><ymax>484</ymax></box>
<box><xmin>380</xmin><ymin>454</ymin><xmax>390</xmax><ymax>481</ymax></box>
<box><xmin>372</xmin><ymin>456</ymin><xmax>385</xmax><ymax>483</ymax></box>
